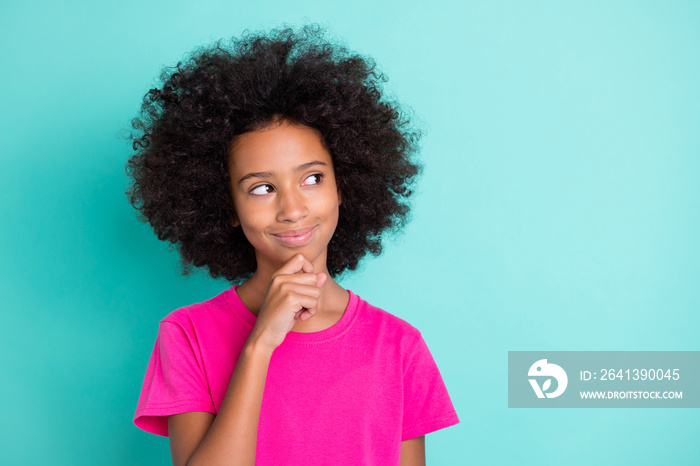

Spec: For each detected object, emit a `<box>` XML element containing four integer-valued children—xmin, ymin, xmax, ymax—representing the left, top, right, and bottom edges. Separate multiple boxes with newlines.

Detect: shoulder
<box><xmin>160</xmin><ymin>287</ymin><xmax>236</xmax><ymax>331</ymax></box>
<box><xmin>352</xmin><ymin>292</ymin><xmax>424</xmax><ymax>349</ymax></box>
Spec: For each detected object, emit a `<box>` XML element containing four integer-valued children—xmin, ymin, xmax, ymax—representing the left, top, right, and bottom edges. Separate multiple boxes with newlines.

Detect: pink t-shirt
<box><xmin>134</xmin><ymin>286</ymin><xmax>458</xmax><ymax>464</ymax></box>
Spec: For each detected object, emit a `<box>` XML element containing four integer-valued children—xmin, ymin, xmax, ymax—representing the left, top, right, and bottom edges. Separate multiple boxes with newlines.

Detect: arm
<box><xmin>169</xmin><ymin>341</ymin><xmax>274</xmax><ymax>466</ymax></box>
<box><xmin>400</xmin><ymin>436</ymin><xmax>426</xmax><ymax>466</ymax></box>
<box><xmin>166</xmin><ymin>254</ymin><xmax>326</xmax><ymax>466</ymax></box>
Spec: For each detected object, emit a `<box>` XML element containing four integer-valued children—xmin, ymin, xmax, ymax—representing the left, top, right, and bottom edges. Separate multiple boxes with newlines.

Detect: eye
<box><xmin>250</xmin><ymin>184</ymin><xmax>273</xmax><ymax>195</ymax></box>
<box><xmin>304</xmin><ymin>173</ymin><xmax>323</xmax><ymax>185</ymax></box>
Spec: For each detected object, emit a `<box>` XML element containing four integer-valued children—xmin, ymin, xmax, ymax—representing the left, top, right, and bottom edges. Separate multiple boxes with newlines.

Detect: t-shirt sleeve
<box><xmin>134</xmin><ymin>320</ymin><xmax>215</xmax><ymax>436</ymax></box>
<box><xmin>401</xmin><ymin>333</ymin><xmax>459</xmax><ymax>441</ymax></box>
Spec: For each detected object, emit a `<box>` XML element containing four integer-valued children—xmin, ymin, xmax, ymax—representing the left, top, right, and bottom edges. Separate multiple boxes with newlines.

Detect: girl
<box><xmin>129</xmin><ymin>25</ymin><xmax>458</xmax><ymax>465</ymax></box>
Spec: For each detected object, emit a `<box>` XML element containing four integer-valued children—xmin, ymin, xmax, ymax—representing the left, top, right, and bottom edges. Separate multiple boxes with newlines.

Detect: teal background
<box><xmin>1</xmin><ymin>1</ymin><xmax>698</xmax><ymax>464</ymax></box>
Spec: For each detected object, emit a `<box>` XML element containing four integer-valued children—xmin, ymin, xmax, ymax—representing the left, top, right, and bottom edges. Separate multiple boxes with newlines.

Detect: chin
<box><xmin>257</xmin><ymin>246</ymin><xmax>321</xmax><ymax>267</ymax></box>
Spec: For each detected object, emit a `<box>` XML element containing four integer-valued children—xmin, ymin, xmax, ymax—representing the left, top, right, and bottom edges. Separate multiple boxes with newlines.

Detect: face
<box><xmin>228</xmin><ymin>120</ymin><xmax>342</xmax><ymax>273</ymax></box>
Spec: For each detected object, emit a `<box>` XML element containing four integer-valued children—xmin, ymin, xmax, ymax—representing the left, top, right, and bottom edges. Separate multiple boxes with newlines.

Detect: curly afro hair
<box><xmin>126</xmin><ymin>25</ymin><xmax>422</xmax><ymax>283</ymax></box>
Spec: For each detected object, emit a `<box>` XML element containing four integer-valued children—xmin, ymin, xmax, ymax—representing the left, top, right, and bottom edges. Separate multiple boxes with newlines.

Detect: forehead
<box><xmin>228</xmin><ymin>121</ymin><xmax>332</xmax><ymax>173</ymax></box>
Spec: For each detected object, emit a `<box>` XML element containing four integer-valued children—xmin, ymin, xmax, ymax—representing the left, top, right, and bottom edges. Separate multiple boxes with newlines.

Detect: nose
<box><xmin>276</xmin><ymin>187</ymin><xmax>309</xmax><ymax>223</ymax></box>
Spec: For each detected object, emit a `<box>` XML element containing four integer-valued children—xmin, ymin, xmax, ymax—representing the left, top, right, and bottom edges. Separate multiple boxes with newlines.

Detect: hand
<box><xmin>247</xmin><ymin>254</ymin><xmax>327</xmax><ymax>351</ymax></box>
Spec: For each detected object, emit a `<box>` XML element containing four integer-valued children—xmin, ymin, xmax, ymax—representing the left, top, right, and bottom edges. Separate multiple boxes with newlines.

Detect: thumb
<box><xmin>315</xmin><ymin>272</ymin><xmax>328</xmax><ymax>289</ymax></box>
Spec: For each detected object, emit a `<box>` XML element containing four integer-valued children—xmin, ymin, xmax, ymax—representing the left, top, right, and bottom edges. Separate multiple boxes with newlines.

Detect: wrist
<box><xmin>243</xmin><ymin>334</ymin><xmax>277</xmax><ymax>358</ymax></box>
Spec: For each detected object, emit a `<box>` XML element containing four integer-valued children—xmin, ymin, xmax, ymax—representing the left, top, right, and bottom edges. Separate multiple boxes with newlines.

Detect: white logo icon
<box><xmin>528</xmin><ymin>359</ymin><xmax>568</xmax><ymax>398</ymax></box>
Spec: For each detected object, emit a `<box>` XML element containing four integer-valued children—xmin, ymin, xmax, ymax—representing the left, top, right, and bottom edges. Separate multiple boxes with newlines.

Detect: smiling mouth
<box><xmin>272</xmin><ymin>226</ymin><xmax>317</xmax><ymax>246</ymax></box>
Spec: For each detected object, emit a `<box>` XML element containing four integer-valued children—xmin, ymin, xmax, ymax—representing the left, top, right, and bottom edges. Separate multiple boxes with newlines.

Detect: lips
<box><xmin>273</xmin><ymin>226</ymin><xmax>316</xmax><ymax>237</ymax></box>
<box><xmin>272</xmin><ymin>225</ymin><xmax>317</xmax><ymax>246</ymax></box>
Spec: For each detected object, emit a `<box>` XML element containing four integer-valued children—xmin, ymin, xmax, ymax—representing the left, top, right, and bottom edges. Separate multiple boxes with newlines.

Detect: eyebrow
<box><xmin>237</xmin><ymin>161</ymin><xmax>329</xmax><ymax>185</ymax></box>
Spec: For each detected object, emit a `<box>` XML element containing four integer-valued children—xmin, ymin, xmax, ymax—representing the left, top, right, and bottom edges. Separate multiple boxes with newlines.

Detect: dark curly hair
<box><xmin>126</xmin><ymin>25</ymin><xmax>421</xmax><ymax>283</ymax></box>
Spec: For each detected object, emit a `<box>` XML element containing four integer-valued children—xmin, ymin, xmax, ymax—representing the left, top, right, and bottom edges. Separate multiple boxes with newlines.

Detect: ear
<box><xmin>230</xmin><ymin>214</ymin><xmax>240</xmax><ymax>228</ymax></box>
<box><xmin>337</xmin><ymin>188</ymin><xmax>343</xmax><ymax>206</ymax></box>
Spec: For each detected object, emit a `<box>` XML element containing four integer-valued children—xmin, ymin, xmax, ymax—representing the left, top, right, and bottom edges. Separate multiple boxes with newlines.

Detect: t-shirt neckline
<box><xmin>225</xmin><ymin>285</ymin><xmax>360</xmax><ymax>344</ymax></box>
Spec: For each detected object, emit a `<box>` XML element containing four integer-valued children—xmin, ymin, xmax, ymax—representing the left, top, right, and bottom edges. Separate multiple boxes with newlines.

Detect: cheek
<box><xmin>320</xmin><ymin>196</ymin><xmax>341</xmax><ymax>232</ymax></box>
<box><xmin>232</xmin><ymin>199</ymin><xmax>268</xmax><ymax>236</ymax></box>
<box><xmin>322</xmin><ymin>179</ymin><xmax>342</xmax><ymax>211</ymax></box>
<box><xmin>239</xmin><ymin>209</ymin><xmax>267</xmax><ymax>232</ymax></box>
<box><xmin>315</xmin><ymin>190</ymin><xmax>340</xmax><ymax>217</ymax></box>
